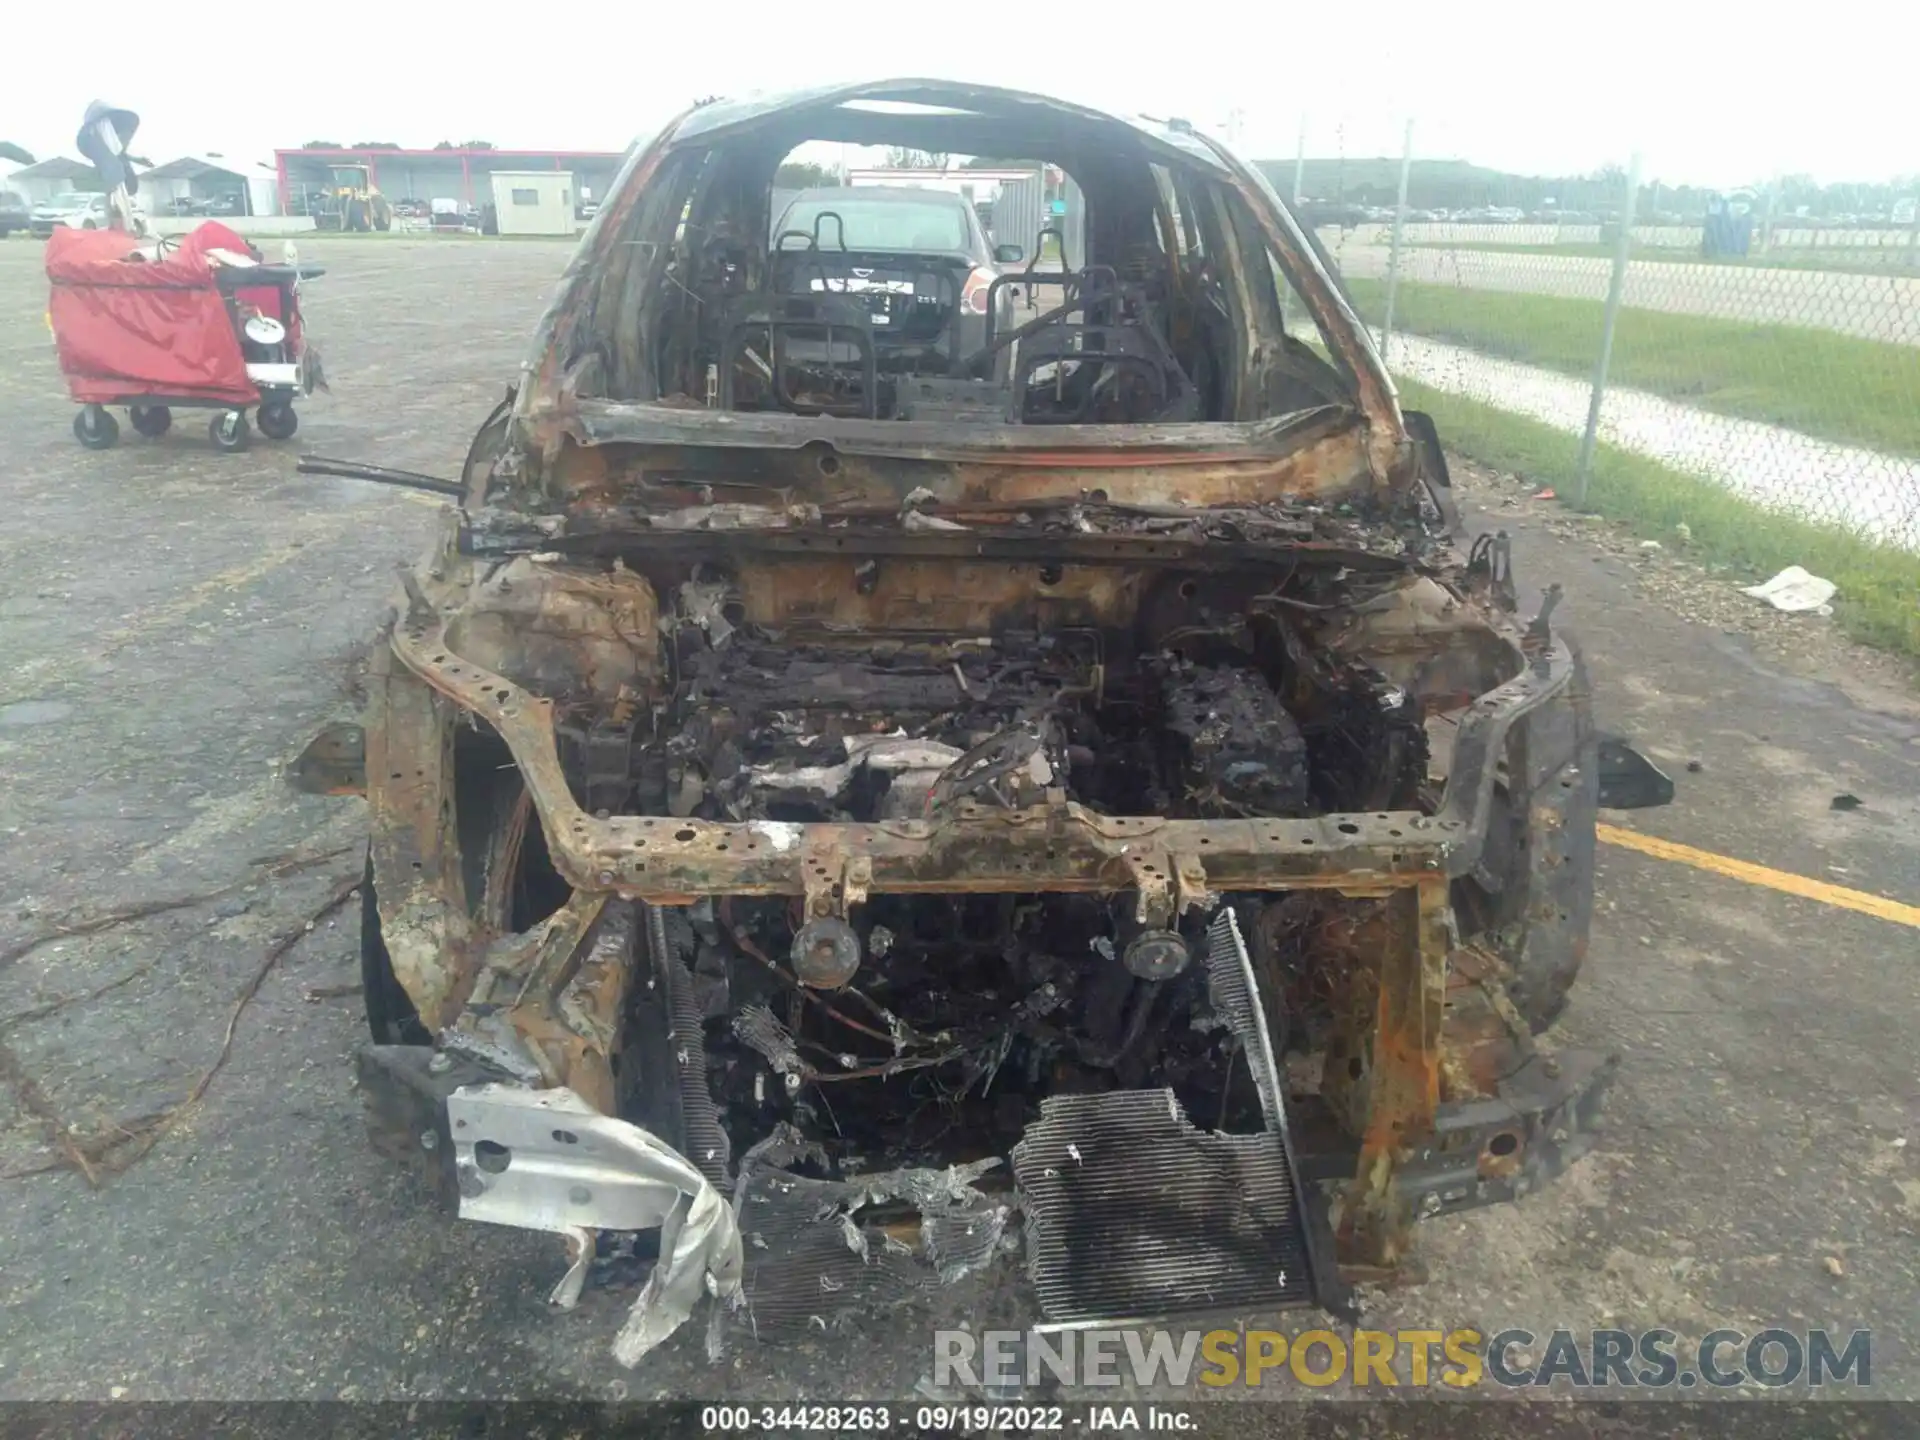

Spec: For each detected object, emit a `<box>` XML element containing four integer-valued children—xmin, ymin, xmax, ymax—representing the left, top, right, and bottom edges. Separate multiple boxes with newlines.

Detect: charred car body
<box><xmin>294</xmin><ymin>82</ymin><xmax>1657</xmax><ymax>1364</ymax></box>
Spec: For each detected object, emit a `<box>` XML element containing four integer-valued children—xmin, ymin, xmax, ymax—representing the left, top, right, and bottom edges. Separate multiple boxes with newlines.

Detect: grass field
<box><xmin>1345</xmin><ymin>277</ymin><xmax>1920</xmax><ymax>457</ymax></box>
<box><xmin>1405</xmin><ymin>239</ymin><xmax>1920</xmax><ymax>279</ymax></box>
<box><xmin>1399</xmin><ymin>377</ymin><xmax>1920</xmax><ymax>659</ymax></box>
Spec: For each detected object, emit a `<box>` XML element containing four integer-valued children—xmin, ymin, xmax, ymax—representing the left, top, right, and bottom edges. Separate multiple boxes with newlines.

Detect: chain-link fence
<box><xmin>1299</xmin><ymin>143</ymin><xmax>1920</xmax><ymax>556</ymax></box>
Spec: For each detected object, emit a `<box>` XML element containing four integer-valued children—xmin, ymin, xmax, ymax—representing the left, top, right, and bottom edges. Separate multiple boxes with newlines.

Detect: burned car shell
<box><xmin>302</xmin><ymin>81</ymin><xmax>1615</xmax><ymax>1359</ymax></box>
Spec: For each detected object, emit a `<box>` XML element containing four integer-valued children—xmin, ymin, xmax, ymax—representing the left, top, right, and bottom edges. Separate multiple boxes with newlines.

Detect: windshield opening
<box><xmin>560</xmin><ymin>114</ymin><xmax>1360</xmax><ymax>432</ymax></box>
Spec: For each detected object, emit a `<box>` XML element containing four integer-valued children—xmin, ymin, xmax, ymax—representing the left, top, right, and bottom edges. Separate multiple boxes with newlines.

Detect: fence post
<box><xmin>1380</xmin><ymin>120</ymin><xmax>1414</xmax><ymax>357</ymax></box>
<box><xmin>1576</xmin><ymin>151</ymin><xmax>1641</xmax><ymax>504</ymax></box>
<box><xmin>1293</xmin><ymin>117</ymin><xmax>1307</xmax><ymax>205</ymax></box>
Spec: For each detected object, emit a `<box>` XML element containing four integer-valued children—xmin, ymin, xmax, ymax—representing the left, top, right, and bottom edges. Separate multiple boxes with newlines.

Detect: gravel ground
<box><xmin>0</xmin><ymin>235</ymin><xmax>1915</xmax><ymax>1427</ymax></box>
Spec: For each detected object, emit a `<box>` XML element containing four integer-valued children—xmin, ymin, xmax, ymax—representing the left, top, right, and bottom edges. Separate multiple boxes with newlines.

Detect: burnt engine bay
<box><xmin>521</xmin><ymin>567</ymin><xmax>1428</xmax><ymax>1190</ymax></box>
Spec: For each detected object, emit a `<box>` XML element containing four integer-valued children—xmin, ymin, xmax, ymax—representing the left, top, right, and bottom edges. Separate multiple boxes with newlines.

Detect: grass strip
<box><xmin>1397</xmin><ymin>375</ymin><xmax>1920</xmax><ymax>659</ymax></box>
<box><xmin>1344</xmin><ymin>277</ymin><xmax>1920</xmax><ymax>457</ymax></box>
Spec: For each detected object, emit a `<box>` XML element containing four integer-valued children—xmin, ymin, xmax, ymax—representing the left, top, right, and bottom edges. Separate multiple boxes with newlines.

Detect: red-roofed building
<box><xmin>274</xmin><ymin>146</ymin><xmax>626</xmax><ymax>215</ymax></box>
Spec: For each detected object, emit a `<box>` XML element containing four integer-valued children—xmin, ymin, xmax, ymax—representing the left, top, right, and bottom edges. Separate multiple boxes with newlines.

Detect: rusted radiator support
<box><xmin>1333</xmin><ymin>877</ymin><xmax>1450</xmax><ymax>1277</ymax></box>
<box><xmin>364</xmin><ymin>639</ymin><xmax>478</xmax><ymax>1033</ymax></box>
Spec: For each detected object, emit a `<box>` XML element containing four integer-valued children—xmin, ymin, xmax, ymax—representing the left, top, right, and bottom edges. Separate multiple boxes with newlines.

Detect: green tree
<box><xmin>775</xmin><ymin>160</ymin><xmax>839</xmax><ymax>188</ymax></box>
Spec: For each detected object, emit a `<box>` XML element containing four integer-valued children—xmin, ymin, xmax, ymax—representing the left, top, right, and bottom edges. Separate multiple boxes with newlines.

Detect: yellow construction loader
<box><xmin>314</xmin><ymin>165</ymin><xmax>392</xmax><ymax>232</ymax></box>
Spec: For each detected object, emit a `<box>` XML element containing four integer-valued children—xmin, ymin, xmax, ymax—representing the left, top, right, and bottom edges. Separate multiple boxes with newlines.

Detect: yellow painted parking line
<box><xmin>97</xmin><ymin>530</ymin><xmax>335</xmax><ymax>648</ymax></box>
<box><xmin>1597</xmin><ymin>822</ymin><xmax>1920</xmax><ymax>929</ymax></box>
<box><xmin>6</xmin><ymin>523</ymin><xmax>341</xmax><ymax>696</ymax></box>
<box><xmin>6</xmin><ymin>490</ymin><xmax>440</xmax><ymax>695</ymax></box>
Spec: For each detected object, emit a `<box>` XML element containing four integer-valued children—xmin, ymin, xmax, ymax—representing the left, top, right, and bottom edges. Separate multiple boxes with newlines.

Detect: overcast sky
<box><xmin>5</xmin><ymin>0</ymin><xmax>1911</xmax><ymax>189</ymax></box>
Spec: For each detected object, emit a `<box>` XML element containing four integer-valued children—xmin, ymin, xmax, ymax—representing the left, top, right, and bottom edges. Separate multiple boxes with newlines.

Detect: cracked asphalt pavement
<box><xmin>0</xmin><ymin>236</ymin><xmax>1915</xmax><ymax>1416</ymax></box>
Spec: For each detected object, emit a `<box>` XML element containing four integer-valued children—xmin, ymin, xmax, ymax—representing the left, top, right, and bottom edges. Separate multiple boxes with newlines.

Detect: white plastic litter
<box><xmin>1741</xmin><ymin>566</ymin><xmax>1837</xmax><ymax>615</ymax></box>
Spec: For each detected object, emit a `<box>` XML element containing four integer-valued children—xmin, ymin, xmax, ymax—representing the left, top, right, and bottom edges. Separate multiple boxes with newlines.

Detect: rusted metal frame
<box><xmin>1334</xmin><ymin>876</ymin><xmax>1451</xmax><ymax>1276</ymax></box>
<box><xmin>1393</xmin><ymin>1050</ymin><xmax>1617</xmax><ymax>1223</ymax></box>
<box><xmin>363</xmin><ymin>641</ymin><xmax>478</xmax><ymax>1031</ymax></box>
<box><xmin>1193</xmin><ymin>134</ymin><xmax>1408</xmax><ymax>487</ymax></box>
<box><xmin>511</xmin><ymin>899</ymin><xmax>633</xmax><ymax>1115</ymax></box>
<box><xmin>460</xmin><ymin>523</ymin><xmax>1403</xmax><ymax>572</ymax></box>
<box><xmin>451</xmin><ymin>890</ymin><xmax>607</xmax><ymax>1075</ymax></box>
<box><xmin>1427</xmin><ymin>644</ymin><xmax>1577</xmax><ymax>869</ymax></box>
<box><xmin>511</xmin><ymin>108</ymin><xmax>697</xmax><ymax>471</ymax></box>
<box><xmin>1505</xmin><ymin>651</ymin><xmax>1599</xmax><ymax>1022</ymax></box>
<box><xmin>392</xmin><ymin>611</ymin><xmax>1440</xmax><ymax>902</ymax></box>
<box><xmin>556</xmin><ymin>395</ymin><xmax>1353</xmax><ymax>464</ymax></box>
<box><xmin>383</xmin><ymin>616</ymin><xmax>1574</xmax><ymax>906</ymax></box>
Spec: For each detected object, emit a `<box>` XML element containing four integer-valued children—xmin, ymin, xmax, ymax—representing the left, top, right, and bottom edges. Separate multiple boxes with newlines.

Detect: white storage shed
<box><xmin>489</xmin><ymin>171</ymin><xmax>576</xmax><ymax>236</ymax></box>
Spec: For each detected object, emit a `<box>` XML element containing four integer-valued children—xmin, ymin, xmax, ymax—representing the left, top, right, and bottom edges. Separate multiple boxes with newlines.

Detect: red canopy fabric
<box><xmin>47</xmin><ymin>222</ymin><xmax>262</xmax><ymax>405</ymax></box>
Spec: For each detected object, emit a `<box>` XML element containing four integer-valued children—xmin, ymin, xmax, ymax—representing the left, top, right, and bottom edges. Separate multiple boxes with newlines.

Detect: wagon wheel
<box><xmin>73</xmin><ymin>405</ymin><xmax>119</xmax><ymax>449</ymax></box>
<box><xmin>257</xmin><ymin>402</ymin><xmax>298</xmax><ymax>441</ymax></box>
<box><xmin>129</xmin><ymin>403</ymin><xmax>171</xmax><ymax>437</ymax></box>
<box><xmin>209</xmin><ymin>410</ymin><xmax>250</xmax><ymax>452</ymax></box>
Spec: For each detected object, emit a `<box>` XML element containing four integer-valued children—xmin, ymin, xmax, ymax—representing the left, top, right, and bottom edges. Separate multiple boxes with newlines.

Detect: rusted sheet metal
<box><xmin>442</xmin><ymin>555</ymin><xmax>660</xmax><ymax>703</ymax></box>
<box><xmin>734</xmin><ymin>558</ymin><xmax>1144</xmax><ymax>633</ymax></box>
<box><xmin>1439</xmin><ymin>944</ymin><xmax>1534</xmax><ymax>1101</ymax></box>
<box><xmin>1334</xmin><ymin>877</ymin><xmax>1450</xmax><ymax>1274</ymax></box>
<box><xmin>541</xmin><ymin>409</ymin><xmax>1375</xmax><ymax>511</ymax></box>
<box><xmin>393</xmin><ymin>613</ymin><xmax>1438</xmax><ymax>903</ymax></box>
<box><xmin>511</xmin><ymin>900</ymin><xmax>631</xmax><ymax>1114</ymax></box>
<box><xmin>1502</xmin><ymin>647</ymin><xmax>1599</xmax><ymax>1027</ymax></box>
<box><xmin>511</xmin><ymin>111</ymin><xmax>694</xmax><ymax>465</ymax></box>
<box><xmin>1196</xmin><ymin>133</ymin><xmax>1409</xmax><ymax>489</ymax></box>
<box><xmin>363</xmin><ymin>644</ymin><xmax>478</xmax><ymax>1032</ymax></box>
<box><xmin>1315</xmin><ymin>575</ymin><xmax>1523</xmax><ymax>700</ymax></box>
<box><xmin>462</xmin><ymin>519</ymin><xmax>1411</xmax><ymax>578</ymax></box>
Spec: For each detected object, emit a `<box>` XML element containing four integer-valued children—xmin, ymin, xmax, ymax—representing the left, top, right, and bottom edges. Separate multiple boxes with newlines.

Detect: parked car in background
<box><xmin>771</xmin><ymin>185</ymin><xmax>1021</xmax><ymax>363</ymax></box>
<box><xmin>29</xmin><ymin>191</ymin><xmax>145</xmax><ymax>237</ymax></box>
<box><xmin>1295</xmin><ymin>198</ymin><xmax>1367</xmax><ymax>229</ymax></box>
<box><xmin>0</xmin><ymin>191</ymin><xmax>28</xmax><ymax>236</ymax></box>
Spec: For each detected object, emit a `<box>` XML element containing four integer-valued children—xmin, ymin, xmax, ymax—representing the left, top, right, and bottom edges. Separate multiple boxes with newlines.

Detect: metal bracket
<box><xmin>801</xmin><ymin>846</ymin><xmax>871</xmax><ymax>920</ymax></box>
<box><xmin>580</xmin><ymin>717</ymin><xmax>637</xmax><ymax>816</ymax></box>
<box><xmin>1123</xmin><ymin>850</ymin><xmax>1174</xmax><ymax>927</ymax></box>
<box><xmin>1173</xmin><ymin>852</ymin><xmax>1215</xmax><ymax>916</ymax></box>
<box><xmin>1125</xmin><ymin>850</ymin><xmax>1213</xmax><ymax>928</ymax></box>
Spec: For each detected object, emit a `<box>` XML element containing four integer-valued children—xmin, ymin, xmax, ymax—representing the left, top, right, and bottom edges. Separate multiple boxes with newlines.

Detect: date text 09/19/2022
<box><xmin>699</xmin><ymin>1404</ymin><xmax>1195</xmax><ymax>1432</ymax></box>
